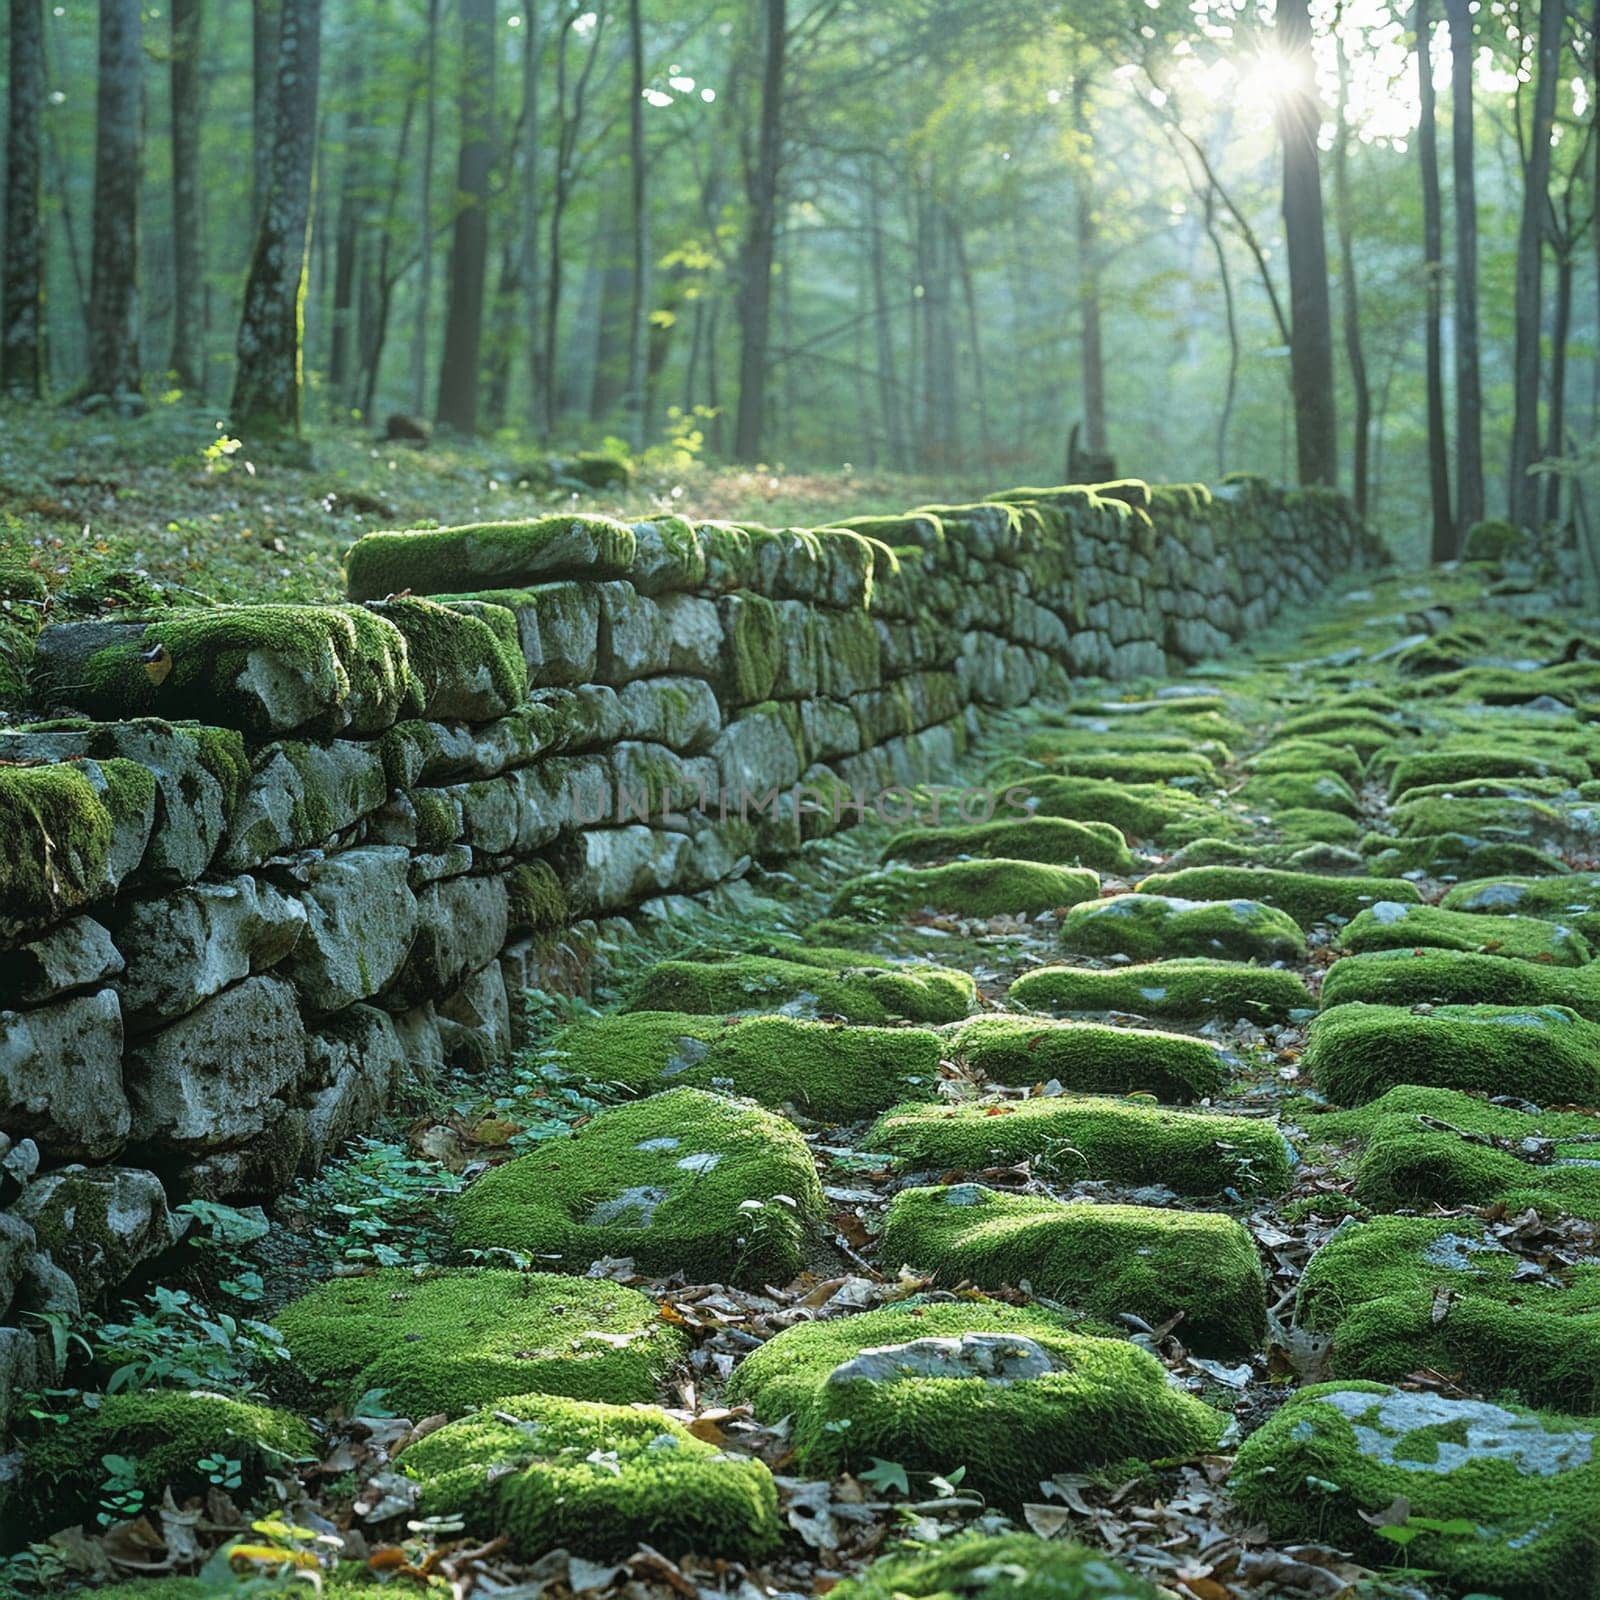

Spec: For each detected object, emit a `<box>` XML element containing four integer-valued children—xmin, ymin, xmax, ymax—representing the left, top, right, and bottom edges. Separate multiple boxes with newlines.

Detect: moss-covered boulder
<box><xmin>828</xmin><ymin>1533</ymin><xmax>1163</xmax><ymax>1600</ymax></box>
<box><xmin>1341</xmin><ymin>900</ymin><xmax>1592</xmax><ymax>966</ymax></box>
<box><xmin>1238</xmin><ymin>770</ymin><xmax>1361</xmax><ymax>816</ymax></box>
<box><xmin>1010</xmin><ymin>959</ymin><xmax>1311</xmax><ymax>1022</ymax></box>
<box><xmin>360</xmin><ymin>595</ymin><xmax>526</xmax><ymax>721</ymax></box>
<box><xmin>345</xmin><ymin>515</ymin><xmax>636</xmax><ymax>600</ymax></box>
<box><xmin>451</xmin><ymin>1088</ymin><xmax>823</xmax><ymax>1285</ymax></box>
<box><xmin>725</xmin><ymin>1297</ymin><xmax>1222</xmax><ymax>1506</ymax></box>
<box><xmin>1442</xmin><ymin>872</ymin><xmax>1600</xmax><ymax>945</ymax></box>
<box><xmin>870</xmin><ymin>1096</ymin><xmax>1292</xmax><ymax>1196</ymax></box>
<box><xmin>1135</xmin><ymin>867</ymin><xmax>1418</xmax><ymax>929</ymax></box>
<box><xmin>1297</xmin><ymin>1215</ymin><xmax>1600</xmax><ymax>1412</ymax></box>
<box><xmin>626</xmin><ymin>951</ymin><xmax>977</xmax><ymax>1024</ymax></box>
<box><xmin>23</xmin><ymin>1391</ymin><xmax>316</xmax><ymax>1530</ymax></box>
<box><xmin>1319</xmin><ymin>946</ymin><xmax>1600</xmax><ymax>1019</ymax></box>
<box><xmin>551</xmin><ymin>1011</ymin><xmax>943</xmax><ymax>1120</ymax></box>
<box><xmin>1057</xmin><ymin>894</ymin><xmax>1306</xmax><ymax>963</ymax></box>
<box><xmin>1389</xmin><ymin>746</ymin><xmax>1592</xmax><ymax>798</ymax></box>
<box><xmin>1249</xmin><ymin>739</ymin><xmax>1366</xmax><ymax>788</ymax></box>
<box><xmin>274</xmin><ymin>1268</ymin><xmax>688</xmax><ymax>1416</ymax></box>
<box><xmin>1011</xmin><ymin>747</ymin><xmax>1221</xmax><ymax>786</ymax></box>
<box><xmin>831</xmin><ymin>860</ymin><xmax>1099</xmax><ymax>922</ymax></box>
<box><xmin>879</xmin><ymin>1185</ymin><xmax>1266</xmax><ymax>1356</ymax></box>
<box><xmin>400</xmin><ymin>1391</ymin><xmax>780</xmax><ymax>1560</ymax></box>
<box><xmin>1304</xmin><ymin>1001</ymin><xmax>1600</xmax><ymax>1106</ymax></box>
<box><xmin>1362</xmin><ymin>831</ymin><xmax>1568</xmax><ymax>880</ymax></box>
<box><xmin>1025</xmin><ymin>776</ymin><xmax>1215</xmax><ymax>840</ymax></box>
<box><xmin>950</xmin><ymin>1014</ymin><xmax>1224</xmax><ymax>1101</ymax></box>
<box><xmin>880</xmin><ymin>816</ymin><xmax>1134</xmax><ymax>873</ymax></box>
<box><xmin>1231</xmin><ymin>1382</ymin><xmax>1599</xmax><ymax>1600</ymax></box>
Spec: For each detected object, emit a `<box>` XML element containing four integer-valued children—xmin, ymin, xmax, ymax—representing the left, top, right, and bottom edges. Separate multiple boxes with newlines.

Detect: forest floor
<box><xmin>0</xmin><ymin>401</ymin><xmax>989</xmax><ymax>607</ymax></box>
<box><xmin>14</xmin><ymin>563</ymin><xmax>1600</xmax><ymax>1600</ymax></box>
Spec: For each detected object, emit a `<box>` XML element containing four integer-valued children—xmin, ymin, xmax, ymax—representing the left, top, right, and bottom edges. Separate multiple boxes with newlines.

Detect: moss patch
<box><xmin>1011</xmin><ymin>959</ymin><xmax>1311</xmax><ymax>1023</ymax></box>
<box><xmin>1024</xmin><ymin>775</ymin><xmax>1215</xmax><ymax>840</ymax></box>
<box><xmin>1058</xmin><ymin>894</ymin><xmax>1306</xmax><ymax>963</ymax></box>
<box><xmin>1442</xmin><ymin>872</ymin><xmax>1600</xmax><ymax>944</ymax></box>
<box><xmin>1340</xmin><ymin>901</ymin><xmax>1592</xmax><ymax>965</ymax></box>
<box><xmin>1238</xmin><ymin>770</ymin><xmax>1360</xmax><ymax>816</ymax></box>
<box><xmin>1136</xmin><ymin>867</ymin><xmax>1418</xmax><ymax>929</ymax></box>
<box><xmin>827</xmin><ymin>1533</ymin><xmax>1162</xmax><ymax>1600</ymax></box>
<box><xmin>1389</xmin><ymin>746</ymin><xmax>1591</xmax><ymax>797</ymax></box>
<box><xmin>1320</xmin><ymin>946</ymin><xmax>1600</xmax><ymax>1019</ymax></box>
<box><xmin>881</xmin><ymin>816</ymin><xmax>1133</xmax><ymax>873</ymax></box>
<box><xmin>0</xmin><ymin>761</ymin><xmax>115</xmax><ymax>931</ymax></box>
<box><xmin>831</xmin><ymin>861</ymin><xmax>1100</xmax><ymax>922</ymax></box>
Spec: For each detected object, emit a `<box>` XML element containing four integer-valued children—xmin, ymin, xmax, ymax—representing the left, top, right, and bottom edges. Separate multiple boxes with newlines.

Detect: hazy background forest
<box><xmin>1</xmin><ymin>0</ymin><xmax>1597</xmax><ymax>567</ymax></box>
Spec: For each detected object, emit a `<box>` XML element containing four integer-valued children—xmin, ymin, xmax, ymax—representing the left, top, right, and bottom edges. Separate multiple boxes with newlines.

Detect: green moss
<box><xmin>1237</xmin><ymin>769</ymin><xmax>1360</xmax><ymax>816</ymax></box>
<box><xmin>345</xmin><ymin>515</ymin><xmax>636</xmax><ymax>599</ymax></box>
<box><xmin>364</xmin><ymin>594</ymin><xmax>526</xmax><ymax>718</ymax></box>
<box><xmin>1388</xmin><ymin>746</ymin><xmax>1591</xmax><ymax>798</ymax></box>
<box><xmin>831</xmin><ymin>860</ymin><xmax>1099</xmax><ymax>922</ymax></box>
<box><xmin>451</xmin><ymin>1088</ymin><xmax>823</xmax><ymax>1285</ymax></box>
<box><xmin>949</xmin><ymin>1014</ymin><xmax>1224</xmax><ymax>1101</ymax></box>
<box><xmin>1023</xmin><ymin>775</ymin><xmax>1215</xmax><ymax>840</ymax></box>
<box><xmin>551</xmin><ymin>1011</ymin><xmax>943</xmax><ymax>1120</ymax></box>
<box><xmin>1012</xmin><ymin>961</ymin><xmax>1311</xmax><ymax>1027</ymax></box>
<box><xmin>1442</xmin><ymin>872</ymin><xmax>1600</xmax><ymax>943</ymax></box>
<box><xmin>879</xmin><ymin>1185</ymin><xmax>1266</xmax><ymax>1357</ymax></box>
<box><xmin>0</xmin><ymin>761</ymin><xmax>114</xmax><ymax>928</ymax></box>
<box><xmin>627</xmin><ymin>952</ymin><xmax>976</xmax><ymax>1024</ymax></box>
<box><xmin>1272</xmin><ymin>807</ymin><xmax>1364</xmax><ymax>847</ymax></box>
<box><xmin>719</xmin><ymin>589</ymin><xmax>783</xmax><ymax>703</ymax></box>
<box><xmin>829</xmin><ymin>1533</ymin><xmax>1161</xmax><ymax>1600</ymax></box>
<box><xmin>1341</xmin><ymin>900</ymin><xmax>1592</xmax><ymax>965</ymax></box>
<box><xmin>1362</xmin><ymin>831</ymin><xmax>1568</xmax><ymax>880</ymax></box>
<box><xmin>1231</xmin><ymin>1381</ymin><xmax>1599</xmax><ymax>1599</ymax></box>
<box><xmin>1135</xmin><ymin>867</ymin><xmax>1417</xmax><ymax>929</ymax></box>
<box><xmin>1250</xmin><ymin>740</ymin><xmax>1365</xmax><ymax>788</ymax></box>
<box><xmin>881</xmin><ymin>816</ymin><xmax>1133</xmax><ymax>874</ymax></box>
<box><xmin>1296</xmin><ymin>1214</ymin><xmax>1600</xmax><ymax>1411</ymax></box>
<box><xmin>274</xmin><ymin>1268</ymin><xmax>688</xmax><ymax>1416</ymax></box>
<box><xmin>1273</xmin><ymin>707</ymin><xmax>1402</xmax><ymax>756</ymax></box>
<box><xmin>1320</xmin><ymin>946</ymin><xmax>1600</xmax><ymax>1018</ymax></box>
<box><xmin>507</xmin><ymin>859</ymin><xmax>567</xmax><ymax>936</ymax></box>
<box><xmin>1058</xmin><ymin>893</ymin><xmax>1306</xmax><ymax>963</ymax></box>
<box><xmin>1012</xmin><ymin>742</ymin><xmax>1220</xmax><ymax>786</ymax></box>
<box><xmin>400</xmin><ymin>1390</ymin><xmax>779</xmax><ymax>1560</ymax></box>
<box><xmin>725</xmin><ymin>1296</ymin><xmax>1222</xmax><ymax>1507</ymax></box>
<box><xmin>1303</xmin><ymin>1001</ymin><xmax>1600</xmax><ymax>1106</ymax></box>
<box><xmin>24</xmin><ymin>1391</ymin><xmax>316</xmax><ymax>1528</ymax></box>
<box><xmin>1390</xmin><ymin>793</ymin><xmax>1574</xmax><ymax>851</ymax></box>
<box><xmin>873</xmin><ymin>1095</ymin><xmax>1291</xmax><ymax>1197</ymax></box>
<box><xmin>413</xmin><ymin>786</ymin><xmax>465</xmax><ymax>852</ymax></box>
<box><xmin>1461</xmin><ymin>517</ymin><xmax>1526</xmax><ymax>560</ymax></box>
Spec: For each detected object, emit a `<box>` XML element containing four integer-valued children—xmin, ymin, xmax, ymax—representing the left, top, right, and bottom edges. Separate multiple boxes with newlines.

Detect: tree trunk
<box><xmin>435</xmin><ymin>0</ymin><xmax>495</xmax><ymax>433</ymax></box>
<box><xmin>85</xmin><ymin>0</ymin><xmax>143</xmax><ymax>405</ymax></box>
<box><xmin>1073</xmin><ymin>72</ymin><xmax>1107</xmax><ymax>456</ymax></box>
<box><xmin>230</xmin><ymin>0</ymin><xmax>321</xmax><ymax>440</ymax></box>
<box><xmin>1442</xmin><ymin>0</ymin><xmax>1483</xmax><ymax>528</ymax></box>
<box><xmin>1508</xmin><ymin>0</ymin><xmax>1562</xmax><ymax>528</ymax></box>
<box><xmin>1333</xmin><ymin>36</ymin><xmax>1371</xmax><ymax>516</ymax></box>
<box><xmin>1544</xmin><ymin>247</ymin><xmax>1574</xmax><ymax>526</ymax></box>
<box><xmin>168</xmin><ymin>0</ymin><xmax>205</xmax><ymax>391</ymax></box>
<box><xmin>1275</xmin><ymin>0</ymin><xmax>1337</xmax><ymax>485</ymax></box>
<box><xmin>623</xmin><ymin>0</ymin><xmax>648</xmax><ymax>450</ymax></box>
<box><xmin>1417</xmin><ymin>0</ymin><xmax>1455</xmax><ymax>558</ymax></box>
<box><xmin>867</xmin><ymin>175</ymin><xmax>906</xmax><ymax>467</ymax></box>
<box><xmin>251</xmin><ymin>0</ymin><xmax>279</xmax><ymax>227</ymax></box>
<box><xmin>2</xmin><ymin>0</ymin><xmax>46</xmax><ymax>395</ymax></box>
<box><xmin>1200</xmin><ymin>184</ymin><xmax>1239</xmax><ymax>476</ymax></box>
<box><xmin>733</xmin><ymin>0</ymin><xmax>785</xmax><ymax>463</ymax></box>
<box><xmin>329</xmin><ymin>53</ymin><xmax>365</xmax><ymax>404</ymax></box>
<box><xmin>411</xmin><ymin>0</ymin><xmax>440</xmax><ymax>414</ymax></box>
<box><xmin>589</xmin><ymin>205</ymin><xmax>631</xmax><ymax>420</ymax></box>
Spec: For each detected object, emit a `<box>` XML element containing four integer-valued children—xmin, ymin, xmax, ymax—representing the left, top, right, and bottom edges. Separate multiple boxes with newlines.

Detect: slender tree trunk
<box><xmin>1333</xmin><ymin>37</ymin><xmax>1371</xmax><ymax>515</ymax></box>
<box><xmin>952</xmin><ymin>215</ymin><xmax>991</xmax><ymax>464</ymax></box>
<box><xmin>2</xmin><ymin>0</ymin><xmax>46</xmax><ymax>395</ymax></box>
<box><xmin>358</xmin><ymin>90</ymin><xmax>417</xmax><ymax>416</ymax></box>
<box><xmin>589</xmin><ymin>205</ymin><xmax>630</xmax><ymax>419</ymax></box>
<box><xmin>168</xmin><ymin>0</ymin><xmax>205</xmax><ymax>391</ymax></box>
<box><xmin>251</xmin><ymin>0</ymin><xmax>279</xmax><ymax>227</ymax></box>
<box><xmin>1442</xmin><ymin>0</ymin><xmax>1483</xmax><ymax>528</ymax></box>
<box><xmin>85</xmin><ymin>0</ymin><xmax>143</xmax><ymax>405</ymax></box>
<box><xmin>436</xmin><ymin>0</ymin><xmax>495</xmax><ymax>432</ymax></box>
<box><xmin>867</xmin><ymin>175</ymin><xmax>906</xmax><ymax>467</ymax></box>
<box><xmin>1417</xmin><ymin>0</ymin><xmax>1455</xmax><ymax>558</ymax></box>
<box><xmin>231</xmin><ymin>0</ymin><xmax>321</xmax><ymax>440</ymax></box>
<box><xmin>1200</xmin><ymin>185</ymin><xmax>1238</xmax><ymax>476</ymax></box>
<box><xmin>1073</xmin><ymin>72</ymin><xmax>1107</xmax><ymax>456</ymax></box>
<box><xmin>733</xmin><ymin>0</ymin><xmax>785</xmax><ymax>463</ymax></box>
<box><xmin>1545</xmin><ymin>247</ymin><xmax>1574</xmax><ymax>525</ymax></box>
<box><xmin>329</xmin><ymin>53</ymin><xmax>364</xmax><ymax>403</ymax></box>
<box><xmin>520</xmin><ymin>1</ymin><xmax>545</xmax><ymax>435</ymax></box>
<box><xmin>411</xmin><ymin>0</ymin><xmax>440</xmax><ymax>414</ymax></box>
<box><xmin>1508</xmin><ymin>0</ymin><xmax>1562</xmax><ymax>527</ymax></box>
<box><xmin>623</xmin><ymin>0</ymin><xmax>648</xmax><ymax>449</ymax></box>
<box><xmin>1276</xmin><ymin>0</ymin><xmax>1337</xmax><ymax>485</ymax></box>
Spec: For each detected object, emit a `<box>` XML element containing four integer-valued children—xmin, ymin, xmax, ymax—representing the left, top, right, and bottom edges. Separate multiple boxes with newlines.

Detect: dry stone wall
<box><xmin>0</xmin><ymin>474</ymin><xmax>1372</xmax><ymax>1417</ymax></box>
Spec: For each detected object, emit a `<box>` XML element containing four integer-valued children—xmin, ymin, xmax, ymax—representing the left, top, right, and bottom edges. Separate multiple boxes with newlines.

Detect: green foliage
<box><xmin>1010</xmin><ymin>958</ymin><xmax>1312</xmax><ymax>1022</ymax></box>
<box><xmin>826</xmin><ymin>1533</ymin><xmax>1163</xmax><ymax>1600</ymax></box>
<box><xmin>1057</xmin><ymin>892</ymin><xmax>1307</xmax><ymax>963</ymax></box>
<box><xmin>1134</xmin><ymin>867</ymin><xmax>1419</xmax><ymax>929</ymax></box>
<box><xmin>831</xmin><ymin>859</ymin><xmax>1100</xmax><ymax>922</ymax></box>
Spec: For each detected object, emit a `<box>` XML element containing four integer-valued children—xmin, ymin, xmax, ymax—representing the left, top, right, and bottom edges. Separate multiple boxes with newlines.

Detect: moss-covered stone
<box><xmin>725</xmin><ymin>1297</ymin><xmax>1222</xmax><ymax>1506</ymax></box>
<box><xmin>1135</xmin><ymin>867</ymin><xmax>1418</xmax><ymax>929</ymax></box>
<box><xmin>1341</xmin><ymin>900</ymin><xmax>1592</xmax><ymax>965</ymax></box>
<box><xmin>1362</xmin><ymin>831</ymin><xmax>1568</xmax><ymax>880</ymax></box>
<box><xmin>1248</xmin><ymin>738</ymin><xmax>1366</xmax><ymax>788</ymax></box>
<box><xmin>950</xmin><ymin>1014</ymin><xmax>1225</xmax><ymax>1101</ymax></box>
<box><xmin>1024</xmin><ymin>775</ymin><xmax>1215</xmax><ymax>839</ymax></box>
<box><xmin>881</xmin><ymin>816</ymin><xmax>1133</xmax><ymax>874</ymax></box>
<box><xmin>506</xmin><ymin>859</ymin><xmax>568</xmax><ymax>937</ymax></box>
<box><xmin>1296</xmin><ymin>1215</ymin><xmax>1600</xmax><ymax>1412</ymax></box>
<box><xmin>362</xmin><ymin>595</ymin><xmax>526</xmax><ymax>721</ymax></box>
<box><xmin>1320</xmin><ymin>946</ymin><xmax>1600</xmax><ymax>1019</ymax></box>
<box><xmin>0</xmin><ymin>761</ymin><xmax>116</xmax><ymax>932</ymax></box>
<box><xmin>627</xmin><ymin>951</ymin><xmax>976</xmax><ymax>1024</ymax></box>
<box><xmin>1010</xmin><ymin>959</ymin><xmax>1312</xmax><ymax>1022</ymax></box>
<box><xmin>1231</xmin><ymin>1381</ymin><xmax>1599</xmax><ymax>1600</ymax></box>
<box><xmin>1057</xmin><ymin>893</ymin><xmax>1306</xmax><ymax>963</ymax></box>
<box><xmin>1272</xmin><ymin>806</ymin><xmax>1365</xmax><ymax>847</ymax></box>
<box><xmin>827</xmin><ymin>1534</ymin><xmax>1162</xmax><ymax>1600</ymax></box>
<box><xmin>451</xmin><ymin>1088</ymin><xmax>824</xmax><ymax>1285</ymax></box>
<box><xmin>870</xmin><ymin>1094</ymin><xmax>1292</xmax><ymax>1195</ymax></box>
<box><xmin>1238</xmin><ymin>770</ymin><xmax>1360</xmax><ymax>816</ymax></box>
<box><xmin>400</xmin><ymin>1390</ymin><xmax>780</xmax><ymax>1560</ymax></box>
<box><xmin>1012</xmin><ymin>743</ymin><xmax>1220</xmax><ymax>786</ymax></box>
<box><xmin>878</xmin><ymin>1185</ymin><xmax>1266</xmax><ymax>1356</ymax></box>
<box><xmin>345</xmin><ymin>515</ymin><xmax>636</xmax><ymax>600</ymax></box>
<box><xmin>1388</xmin><ymin>746</ymin><xmax>1591</xmax><ymax>798</ymax></box>
<box><xmin>551</xmin><ymin>1011</ymin><xmax>943</xmax><ymax>1120</ymax></box>
<box><xmin>831</xmin><ymin>861</ymin><xmax>1099</xmax><ymax>922</ymax></box>
<box><xmin>274</xmin><ymin>1268</ymin><xmax>688</xmax><ymax>1416</ymax></box>
<box><xmin>1441</xmin><ymin>872</ymin><xmax>1600</xmax><ymax>944</ymax></box>
<box><xmin>1273</xmin><ymin>706</ymin><xmax>1402</xmax><ymax>757</ymax></box>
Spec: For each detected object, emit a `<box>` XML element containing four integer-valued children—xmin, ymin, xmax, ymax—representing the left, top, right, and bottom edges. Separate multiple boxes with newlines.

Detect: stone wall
<box><xmin>0</xmin><ymin>474</ymin><xmax>1373</xmax><ymax>1418</ymax></box>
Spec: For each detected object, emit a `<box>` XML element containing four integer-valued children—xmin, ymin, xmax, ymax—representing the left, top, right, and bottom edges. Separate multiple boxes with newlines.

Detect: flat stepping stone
<box><xmin>725</xmin><ymin>1297</ymin><xmax>1221</xmax><ymax>1507</ymax></box>
<box><xmin>626</xmin><ymin>950</ymin><xmax>976</xmax><ymax>1024</ymax></box>
<box><xmin>1136</xmin><ymin>866</ymin><xmax>1419</xmax><ymax>928</ymax></box>
<box><xmin>880</xmin><ymin>815</ymin><xmax>1133</xmax><ymax>873</ymax></box>
<box><xmin>400</xmin><ymin>1391</ymin><xmax>780</xmax><ymax>1560</ymax></box>
<box><xmin>870</xmin><ymin>1095</ymin><xmax>1293</xmax><ymax>1196</ymax></box>
<box><xmin>1443</xmin><ymin>871</ymin><xmax>1600</xmax><ymax>944</ymax></box>
<box><xmin>829</xmin><ymin>1533</ymin><xmax>1163</xmax><ymax>1600</ymax></box>
<box><xmin>878</xmin><ymin>1184</ymin><xmax>1266</xmax><ymax>1356</ymax></box>
<box><xmin>1388</xmin><ymin>746</ymin><xmax>1592</xmax><ymax>797</ymax></box>
<box><xmin>1238</xmin><ymin>770</ymin><xmax>1360</xmax><ymax>816</ymax></box>
<box><xmin>1362</xmin><ymin>831</ymin><xmax>1567</xmax><ymax>880</ymax></box>
<box><xmin>451</xmin><ymin>1088</ymin><xmax>824</xmax><ymax>1286</ymax></box>
<box><xmin>1232</xmin><ymin>1382</ymin><xmax>1598</xmax><ymax>1598</ymax></box>
<box><xmin>1298</xmin><ymin>1214</ymin><xmax>1600</xmax><ymax>1412</ymax></box>
<box><xmin>274</xmin><ymin>1268</ymin><xmax>688</xmax><ymax>1416</ymax></box>
<box><xmin>951</xmin><ymin>1014</ymin><xmax>1225</xmax><ymax>1101</ymax></box>
<box><xmin>1010</xmin><ymin>745</ymin><xmax>1221</xmax><ymax>785</ymax></box>
<box><xmin>1012</xmin><ymin>958</ymin><xmax>1311</xmax><ymax>1022</ymax></box>
<box><xmin>1392</xmin><ymin>792</ymin><xmax>1594</xmax><ymax>853</ymax></box>
<box><xmin>1341</xmin><ymin>901</ymin><xmax>1592</xmax><ymax>965</ymax></box>
<box><xmin>552</xmin><ymin>1012</ymin><xmax>942</xmax><ymax>1120</ymax></box>
<box><xmin>1249</xmin><ymin>738</ymin><xmax>1366</xmax><ymax>788</ymax></box>
<box><xmin>1304</xmin><ymin>1001</ymin><xmax>1600</xmax><ymax>1105</ymax></box>
<box><xmin>1314</xmin><ymin>1084</ymin><xmax>1600</xmax><ymax>1219</ymax></box>
<box><xmin>1320</xmin><ymin>947</ymin><xmax>1600</xmax><ymax>1019</ymax></box>
<box><xmin>1274</xmin><ymin>709</ymin><xmax>1402</xmax><ymax>758</ymax></box>
<box><xmin>830</xmin><ymin>860</ymin><xmax>1098</xmax><ymax>922</ymax></box>
<box><xmin>1057</xmin><ymin>894</ymin><xmax>1306</xmax><ymax>963</ymax></box>
<box><xmin>1025</xmin><ymin>776</ymin><xmax>1216</xmax><ymax>839</ymax></box>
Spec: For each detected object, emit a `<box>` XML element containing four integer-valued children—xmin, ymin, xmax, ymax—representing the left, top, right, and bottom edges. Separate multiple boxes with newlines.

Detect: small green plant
<box><xmin>97</xmin><ymin>1452</ymin><xmax>144</xmax><ymax>1526</ymax></box>
<box><xmin>284</xmin><ymin>1138</ymin><xmax>463</xmax><ymax>1269</ymax></box>
<box><xmin>202</xmin><ymin>432</ymin><xmax>244</xmax><ymax>473</ymax></box>
<box><xmin>97</xmin><ymin>1284</ymin><xmax>289</xmax><ymax>1396</ymax></box>
<box><xmin>199</xmin><ymin>1452</ymin><xmax>244</xmax><ymax>1491</ymax></box>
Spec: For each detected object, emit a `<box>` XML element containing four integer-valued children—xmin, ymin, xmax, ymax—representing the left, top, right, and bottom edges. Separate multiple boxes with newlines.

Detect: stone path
<box><xmin>22</xmin><ymin>567</ymin><xmax>1600</xmax><ymax>1600</ymax></box>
